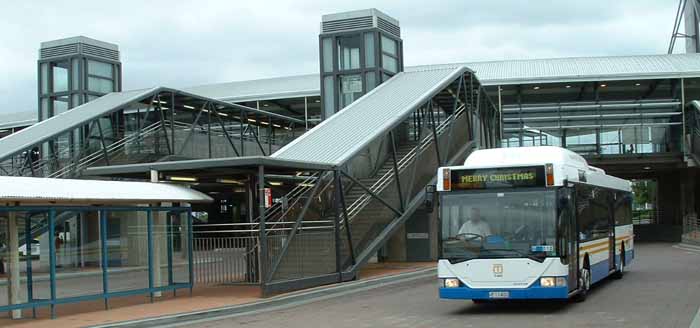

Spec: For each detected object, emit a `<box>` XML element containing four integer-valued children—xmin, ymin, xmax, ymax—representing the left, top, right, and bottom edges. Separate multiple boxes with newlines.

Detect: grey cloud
<box><xmin>0</xmin><ymin>0</ymin><xmax>679</xmax><ymax>116</ymax></box>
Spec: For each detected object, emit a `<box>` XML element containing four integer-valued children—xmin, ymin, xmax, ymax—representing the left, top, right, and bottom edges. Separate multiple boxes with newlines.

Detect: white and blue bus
<box><xmin>436</xmin><ymin>146</ymin><xmax>633</xmax><ymax>302</ymax></box>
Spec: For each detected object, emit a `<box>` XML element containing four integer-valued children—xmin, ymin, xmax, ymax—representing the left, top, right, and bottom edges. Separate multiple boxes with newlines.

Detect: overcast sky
<box><xmin>0</xmin><ymin>0</ymin><xmax>683</xmax><ymax>115</ymax></box>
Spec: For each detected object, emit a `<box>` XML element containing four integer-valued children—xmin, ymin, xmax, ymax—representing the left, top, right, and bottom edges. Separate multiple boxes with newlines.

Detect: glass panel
<box><xmin>382</xmin><ymin>73</ymin><xmax>392</xmax><ymax>82</ymax></box>
<box><xmin>364</xmin><ymin>33</ymin><xmax>375</xmax><ymax>68</ymax></box>
<box><xmin>171</xmin><ymin>212</ymin><xmax>191</xmax><ymax>284</ymax></box>
<box><xmin>53</xmin><ymin>96</ymin><xmax>69</xmax><ymax>116</ymax></box>
<box><xmin>365</xmin><ymin>72</ymin><xmax>377</xmax><ymax>91</ymax></box>
<box><xmin>322</xmin><ymin>37</ymin><xmax>333</xmax><ymax>73</ymax></box>
<box><xmin>323</xmin><ymin>75</ymin><xmax>334</xmax><ymax>117</ymax></box>
<box><xmin>337</xmin><ymin>35</ymin><xmax>361</xmax><ymax>71</ymax></box>
<box><xmin>88</xmin><ymin>60</ymin><xmax>113</xmax><ymax>79</ymax></box>
<box><xmin>71</xmin><ymin>59</ymin><xmax>80</xmax><ymax>91</ymax></box>
<box><xmin>53</xmin><ymin>61</ymin><xmax>69</xmax><ymax>93</ymax></box>
<box><xmin>441</xmin><ymin>190</ymin><xmax>558</xmax><ymax>261</ymax></box>
<box><xmin>106</xmin><ymin>210</ymin><xmax>149</xmax><ymax>292</ymax></box>
<box><xmin>338</xmin><ymin>74</ymin><xmax>363</xmax><ymax>109</ymax></box>
<box><xmin>54</xmin><ymin>210</ymin><xmax>103</xmax><ymax>299</ymax></box>
<box><xmin>382</xmin><ymin>54</ymin><xmax>397</xmax><ymax>73</ymax></box>
<box><xmin>88</xmin><ymin>77</ymin><xmax>114</xmax><ymax>93</ymax></box>
<box><xmin>565</xmin><ymin>128</ymin><xmax>597</xmax><ymax>155</ymax></box>
<box><xmin>381</xmin><ymin>35</ymin><xmax>397</xmax><ymax>55</ymax></box>
<box><xmin>40</xmin><ymin>63</ymin><xmax>49</xmax><ymax>94</ymax></box>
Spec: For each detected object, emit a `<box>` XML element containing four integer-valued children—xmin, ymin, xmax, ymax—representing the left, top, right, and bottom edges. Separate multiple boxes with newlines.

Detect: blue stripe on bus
<box><xmin>590</xmin><ymin>259</ymin><xmax>610</xmax><ymax>284</ymax></box>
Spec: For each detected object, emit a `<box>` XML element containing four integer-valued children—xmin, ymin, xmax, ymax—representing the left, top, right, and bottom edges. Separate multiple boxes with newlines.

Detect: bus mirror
<box><xmin>425</xmin><ymin>185</ymin><xmax>436</xmax><ymax>212</ymax></box>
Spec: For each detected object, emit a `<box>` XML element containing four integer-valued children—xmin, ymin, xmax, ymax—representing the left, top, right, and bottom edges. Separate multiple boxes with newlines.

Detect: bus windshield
<box><xmin>440</xmin><ymin>189</ymin><xmax>557</xmax><ymax>263</ymax></box>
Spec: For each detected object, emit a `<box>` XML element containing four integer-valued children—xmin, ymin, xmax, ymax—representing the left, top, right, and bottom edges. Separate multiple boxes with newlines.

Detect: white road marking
<box><xmin>672</xmin><ymin>244</ymin><xmax>700</xmax><ymax>254</ymax></box>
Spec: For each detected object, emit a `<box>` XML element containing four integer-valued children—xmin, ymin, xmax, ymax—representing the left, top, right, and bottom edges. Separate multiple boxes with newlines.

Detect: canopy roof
<box><xmin>0</xmin><ymin>176</ymin><xmax>212</xmax><ymax>204</ymax></box>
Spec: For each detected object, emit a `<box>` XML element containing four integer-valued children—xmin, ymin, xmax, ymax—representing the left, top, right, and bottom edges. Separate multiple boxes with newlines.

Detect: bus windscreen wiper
<box><xmin>480</xmin><ymin>248</ymin><xmax>545</xmax><ymax>263</ymax></box>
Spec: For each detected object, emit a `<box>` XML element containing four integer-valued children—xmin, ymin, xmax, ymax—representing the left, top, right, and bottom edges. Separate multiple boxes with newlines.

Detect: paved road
<box><xmin>191</xmin><ymin>243</ymin><xmax>700</xmax><ymax>328</ymax></box>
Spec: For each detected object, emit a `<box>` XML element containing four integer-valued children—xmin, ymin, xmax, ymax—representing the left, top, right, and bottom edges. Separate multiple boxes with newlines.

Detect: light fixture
<box><xmin>600</xmin><ymin>84</ymin><xmax>607</xmax><ymax>88</ymax></box>
<box><xmin>183</xmin><ymin>104</ymin><xmax>195</xmax><ymax>109</ymax></box>
<box><xmin>298</xmin><ymin>183</ymin><xmax>314</xmax><ymax>187</ymax></box>
<box><xmin>167</xmin><ymin>176</ymin><xmax>198</xmax><ymax>182</ymax></box>
<box><xmin>533</xmin><ymin>86</ymin><xmax>540</xmax><ymax>90</ymax></box>
<box><xmin>247</xmin><ymin>118</ymin><xmax>257</xmax><ymax>123</ymax></box>
<box><xmin>273</xmin><ymin>124</ymin><xmax>281</xmax><ymax>128</ymax></box>
<box><xmin>152</xmin><ymin>100</ymin><xmax>167</xmax><ymax>104</ymax></box>
<box><xmin>565</xmin><ymin>85</ymin><xmax>571</xmax><ymax>88</ymax></box>
<box><xmin>643</xmin><ymin>166</ymin><xmax>652</xmax><ymax>170</ymax></box>
<box><xmin>314</xmin><ymin>99</ymin><xmax>320</xmax><ymax>103</ymax></box>
<box><xmin>635</xmin><ymin>83</ymin><xmax>641</xmax><ymax>86</ymax></box>
<box><xmin>263</xmin><ymin>103</ymin><xmax>269</xmax><ymax>107</ymax></box>
<box><xmin>269</xmin><ymin>181</ymin><xmax>282</xmax><ymax>186</ymax></box>
<box><xmin>217</xmin><ymin>178</ymin><xmax>244</xmax><ymax>185</ymax></box>
<box><xmin>218</xmin><ymin>112</ymin><xmax>229</xmax><ymax>117</ymax></box>
<box><xmin>260</xmin><ymin>121</ymin><xmax>269</xmax><ymax>125</ymax></box>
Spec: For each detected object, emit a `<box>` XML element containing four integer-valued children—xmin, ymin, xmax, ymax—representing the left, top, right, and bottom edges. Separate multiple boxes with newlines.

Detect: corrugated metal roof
<box><xmin>0</xmin><ymin>176</ymin><xmax>212</xmax><ymax>204</ymax></box>
<box><xmin>0</xmin><ymin>88</ymin><xmax>157</xmax><ymax>161</ymax></box>
<box><xmin>182</xmin><ymin>74</ymin><xmax>319</xmax><ymax>103</ymax></box>
<box><xmin>271</xmin><ymin>66</ymin><xmax>467</xmax><ymax>166</ymax></box>
<box><xmin>451</xmin><ymin>53</ymin><xmax>700</xmax><ymax>85</ymax></box>
<box><xmin>0</xmin><ymin>111</ymin><xmax>37</xmax><ymax>130</ymax></box>
<box><xmin>181</xmin><ymin>54</ymin><xmax>700</xmax><ymax>102</ymax></box>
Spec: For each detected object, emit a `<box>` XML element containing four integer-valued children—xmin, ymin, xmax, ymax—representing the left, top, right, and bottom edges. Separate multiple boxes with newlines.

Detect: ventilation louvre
<box><xmin>322</xmin><ymin>16</ymin><xmax>373</xmax><ymax>34</ymax></box>
<box><xmin>377</xmin><ymin>17</ymin><xmax>400</xmax><ymax>38</ymax></box>
<box><xmin>40</xmin><ymin>42</ymin><xmax>119</xmax><ymax>61</ymax></box>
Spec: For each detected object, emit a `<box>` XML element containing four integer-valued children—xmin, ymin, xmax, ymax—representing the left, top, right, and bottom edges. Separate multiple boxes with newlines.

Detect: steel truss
<box><xmin>0</xmin><ymin>88</ymin><xmax>305</xmax><ymax>178</ymax></box>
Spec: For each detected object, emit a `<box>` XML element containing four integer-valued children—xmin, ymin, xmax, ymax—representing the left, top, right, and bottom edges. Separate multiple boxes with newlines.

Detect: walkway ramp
<box><xmin>272</xmin><ymin>66</ymin><xmax>469</xmax><ymax>165</ymax></box>
<box><xmin>0</xmin><ymin>87</ymin><xmax>305</xmax><ymax>178</ymax></box>
<box><xmin>261</xmin><ymin>66</ymin><xmax>500</xmax><ymax>293</ymax></box>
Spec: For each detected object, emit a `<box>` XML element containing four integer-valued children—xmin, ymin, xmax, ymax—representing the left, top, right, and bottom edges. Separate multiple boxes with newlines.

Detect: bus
<box><xmin>436</xmin><ymin>146</ymin><xmax>633</xmax><ymax>302</ymax></box>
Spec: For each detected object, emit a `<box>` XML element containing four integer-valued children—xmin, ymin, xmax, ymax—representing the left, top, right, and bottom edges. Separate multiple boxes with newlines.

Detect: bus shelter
<box><xmin>0</xmin><ymin>176</ymin><xmax>212</xmax><ymax>320</ymax></box>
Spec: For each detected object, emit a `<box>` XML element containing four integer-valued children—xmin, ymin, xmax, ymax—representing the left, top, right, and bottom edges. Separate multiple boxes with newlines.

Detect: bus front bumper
<box><xmin>439</xmin><ymin>285</ymin><xmax>569</xmax><ymax>300</ymax></box>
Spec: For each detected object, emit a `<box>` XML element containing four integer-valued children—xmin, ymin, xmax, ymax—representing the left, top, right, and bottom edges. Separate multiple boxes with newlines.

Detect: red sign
<box><xmin>264</xmin><ymin>188</ymin><xmax>272</xmax><ymax>208</ymax></box>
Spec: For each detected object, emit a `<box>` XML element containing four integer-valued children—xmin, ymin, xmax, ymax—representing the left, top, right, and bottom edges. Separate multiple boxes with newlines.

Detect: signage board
<box><xmin>450</xmin><ymin>166</ymin><xmax>545</xmax><ymax>190</ymax></box>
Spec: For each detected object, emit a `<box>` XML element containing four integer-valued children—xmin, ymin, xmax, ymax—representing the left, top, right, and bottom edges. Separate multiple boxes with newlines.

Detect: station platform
<box><xmin>0</xmin><ymin>262</ymin><xmax>435</xmax><ymax>328</ymax></box>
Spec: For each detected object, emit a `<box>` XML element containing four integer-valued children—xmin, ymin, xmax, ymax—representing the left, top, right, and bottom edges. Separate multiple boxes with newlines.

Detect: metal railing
<box><xmin>632</xmin><ymin>209</ymin><xmax>657</xmax><ymax>225</ymax></box>
<box><xmin>684</xmin><ymin>213</ymin><xmax>700</xmax><ymax>242</ymax></box>
<box><xmin>191</xmin><ymin>221</ymin><xmax>334</xmax><ymax>285</ymax></box>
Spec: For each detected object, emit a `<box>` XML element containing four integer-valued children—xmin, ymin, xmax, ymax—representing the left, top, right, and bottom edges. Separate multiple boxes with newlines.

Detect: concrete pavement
<box><xmin>188</xmin><ymin>243</ymin><xmax>700</xmax><ymax>328</ymax></box>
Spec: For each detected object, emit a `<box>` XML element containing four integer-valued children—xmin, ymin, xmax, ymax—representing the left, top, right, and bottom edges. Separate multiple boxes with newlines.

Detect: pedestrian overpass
<box><xmin>0</xmin><ymin>66</ymin><xmax>500</xmax><ymax>296</ymax></box>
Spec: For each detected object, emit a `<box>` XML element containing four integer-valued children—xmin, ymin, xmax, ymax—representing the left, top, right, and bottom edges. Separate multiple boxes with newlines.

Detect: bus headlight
<box><xmin>442</xmin><ymin>278</ymin><xmax>461</xmax><ymax>288</ymax></box>
<box><xmin>540</xmin><ymin>277</ymin><xmax>567</xmax><ymax>287</ymax></box>
<box><xmin>540</xmin><ymin>277</ymin><xmax>555</xmax><ymax>287</ymax></box>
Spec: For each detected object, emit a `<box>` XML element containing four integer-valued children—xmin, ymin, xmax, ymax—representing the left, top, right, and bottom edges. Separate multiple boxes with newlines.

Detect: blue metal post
<box><xmin>187</xmin><ymin>209</ymin><xmax>194</xmax><ymax>296</ymax></box>
<box><xmin>48</xmin><ymin>209</ymin><xmax>56</xmax><ymax>319</ymax></box>
<box><xmin>166</xmin><ymin>212</ymin><xmax>174</xmax><ymax>296</ymax></box>
<box><xmin>100</xmin><ymin>210</ymin><xmax>109</xmax><ymax>310</ymax></box>
<box><xmin>147</xmin><ymin>209</ymin><xmax>154</xmax><ymax>303</ymax></box>
<box><xmin>25</xmin><ymin>213</ymin><xmax>36</xmax><ymax>318</ymax></box>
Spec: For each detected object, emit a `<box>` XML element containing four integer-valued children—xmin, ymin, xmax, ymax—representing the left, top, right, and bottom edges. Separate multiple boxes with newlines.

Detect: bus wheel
<box><xmin>613</xmin><ymin>247</ymin><xmax>625</xmax><ymax>279</ymax></box>
<box><xmin>574</xmin><ymin>267</ymin><xmax>591</xmax><ymax>302</ymax></box>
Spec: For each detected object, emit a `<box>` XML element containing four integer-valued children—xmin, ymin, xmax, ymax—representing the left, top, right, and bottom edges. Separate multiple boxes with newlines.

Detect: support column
<box><xmin>151</xmin><ymin>170</ymin><xmax>163</xmax><ymax>297</ymax></box>
<box><xmin>7</xmin><ymin>209</ymin><xmax>22</xmax><ymax>319</ymax></box>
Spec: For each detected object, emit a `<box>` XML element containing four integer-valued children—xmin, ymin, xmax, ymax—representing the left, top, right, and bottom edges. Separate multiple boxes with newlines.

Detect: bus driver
<box><xmin>458</xmin><ymin>208</ymin><xmax>492</xmax><ymax>237</ymax></box>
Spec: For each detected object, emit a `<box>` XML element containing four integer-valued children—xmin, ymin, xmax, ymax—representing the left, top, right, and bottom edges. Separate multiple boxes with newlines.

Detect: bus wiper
<box><xmin>481</xmin><ymin>248</ymin><xmax>545</xmax><ymax>263</ymax></box>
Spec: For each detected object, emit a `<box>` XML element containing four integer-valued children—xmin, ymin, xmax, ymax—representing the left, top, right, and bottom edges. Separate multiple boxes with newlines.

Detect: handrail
<box><xmin>343</xmin><ymin>105</ymin><xmax>467</xmax><ymax>222</ymax></box>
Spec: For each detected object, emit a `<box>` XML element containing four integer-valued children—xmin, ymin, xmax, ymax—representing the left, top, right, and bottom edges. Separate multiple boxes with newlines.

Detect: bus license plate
<box><xmin>489</xmin><ymin>291</ymin><xmax>509</xmax><ymax>299</ymax></box>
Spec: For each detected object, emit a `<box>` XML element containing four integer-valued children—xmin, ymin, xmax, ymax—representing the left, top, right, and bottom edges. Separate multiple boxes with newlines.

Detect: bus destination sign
<box><xmin>450</xmin><ymin>166</ymin><xmax>545</xmax><ymax>190</ymax></box>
